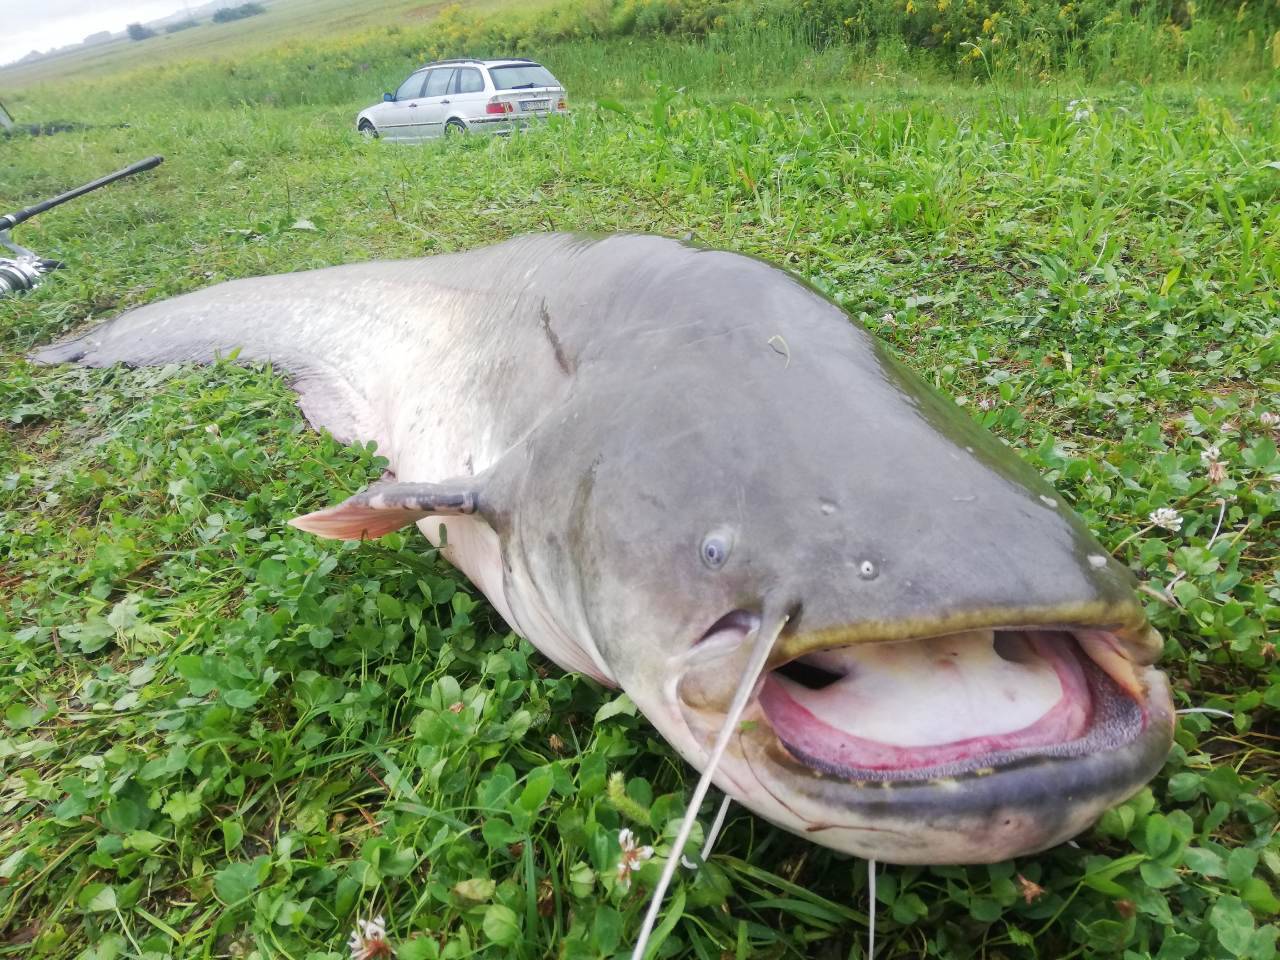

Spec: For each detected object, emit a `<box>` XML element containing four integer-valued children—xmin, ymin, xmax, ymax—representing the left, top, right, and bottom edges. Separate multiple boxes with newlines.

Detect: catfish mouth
<box><xmin>679</xmin><ymin>615</ymin><xmax>1163</xmax><ymax>785</ymax></box>
<box><xmin>759</xmin><ymin>628</ymin><xmax>1147</xmax><ymax>781</ymax></box>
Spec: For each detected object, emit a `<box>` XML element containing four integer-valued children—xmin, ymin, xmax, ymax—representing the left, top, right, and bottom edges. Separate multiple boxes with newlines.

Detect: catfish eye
<box><xmin>700</xmin><ymin>533</ymin><xmax>731</xmax><ymax>570</ymax></box>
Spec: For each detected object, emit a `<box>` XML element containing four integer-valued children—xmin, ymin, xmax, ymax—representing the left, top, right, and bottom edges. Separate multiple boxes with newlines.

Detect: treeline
<box><xmin>212</xmin><ymin>3</ymin><xmax>267</xmax><ymax>24</ymax></box>
<box><xmin>126</xmin><ymin>2</ymin><xmax>265</xmax><ymax>42</ymax></box>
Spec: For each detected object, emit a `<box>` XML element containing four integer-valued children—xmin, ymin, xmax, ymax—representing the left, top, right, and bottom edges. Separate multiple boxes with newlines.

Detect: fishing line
<box><xmin>629</xmin><ymin>610</ymin><xmax>790</xmax><ymax>960</ymax></box>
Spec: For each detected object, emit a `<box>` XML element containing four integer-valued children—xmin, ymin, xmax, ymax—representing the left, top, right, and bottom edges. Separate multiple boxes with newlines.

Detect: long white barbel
<box><xmin>868</xmin><ymin>858</ymin><xmax>877</xmax><ymax>958</ymax></box>
<box><xmin>629</xmin><ymin>611</ymin><xmax>790</xmax><ymax>960</ymax></box>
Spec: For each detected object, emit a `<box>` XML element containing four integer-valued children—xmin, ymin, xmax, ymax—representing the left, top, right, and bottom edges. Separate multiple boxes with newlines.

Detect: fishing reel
<box><xmin>0</xmin><ymin>155</ymin><xmax>162</xmax><ymax>299</ymax></box>
<box><xmin>0</xmin><ymin>231</ymin><xmax>61</xmax><ymax>295</ymax></box>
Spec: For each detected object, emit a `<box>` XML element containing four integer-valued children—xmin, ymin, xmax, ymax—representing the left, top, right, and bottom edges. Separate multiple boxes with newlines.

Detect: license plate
<box><xmin>520</xmin><ymin>99</ymin><xmax>549</xmax><ymax>112</ymax></box>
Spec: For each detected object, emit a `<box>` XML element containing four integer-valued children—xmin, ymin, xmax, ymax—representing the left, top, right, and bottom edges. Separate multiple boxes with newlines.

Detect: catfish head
<box><xmin>485</xmin><ymin>246</ymin><xmax>1174</xmax><ymax>865</ymax></box>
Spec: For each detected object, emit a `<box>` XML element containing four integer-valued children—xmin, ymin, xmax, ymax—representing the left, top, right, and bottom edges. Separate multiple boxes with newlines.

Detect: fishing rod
<box><xmin>0</xmin><ymin>155</ymin><xmax>164</xmax><ymax>297</ymax></box>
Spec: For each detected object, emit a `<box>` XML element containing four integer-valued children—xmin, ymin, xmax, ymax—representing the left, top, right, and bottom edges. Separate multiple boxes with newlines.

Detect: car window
<box><xmin>489</xmin><ymin>64</ymin><xmax>558</xmax><ymax>90</ymax></box>
<box><xmin>394</xmin><ymin>72</ymin><xmax>425</xmax><ymax>101</ymax></box>
<box><xmin>454</xmin><ymin>68</ymin><xmax>484</xmax><ymax>94</ymax></box>
<box><xmin>423</xmin><ymin>68</ymin><xmax>455</xmax><ymax>98</ymax></box>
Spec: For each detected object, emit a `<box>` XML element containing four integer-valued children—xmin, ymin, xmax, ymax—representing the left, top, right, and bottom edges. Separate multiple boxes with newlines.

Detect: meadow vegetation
<box><xmin>1</xmin><ymin>1</ymin><xmax>1278</xmax><ymax>958</ymax></box>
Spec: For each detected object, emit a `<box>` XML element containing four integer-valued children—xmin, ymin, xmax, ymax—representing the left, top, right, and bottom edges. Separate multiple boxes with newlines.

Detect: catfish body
<box><xmin>35</xmin><ymin>234</ymin><xmax>1172</xmax><ymax>864</ymax></box>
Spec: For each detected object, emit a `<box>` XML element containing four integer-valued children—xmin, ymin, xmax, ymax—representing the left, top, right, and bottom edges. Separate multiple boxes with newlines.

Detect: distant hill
<box><xmin>0</xmin><ymin>0</ymin><xmax>491</xmax><ymax>83</ymax></box>
<box><xmin>2</xmin><ymin>0</ymin><xmax>268</xmax><ymax>69</ymax></box>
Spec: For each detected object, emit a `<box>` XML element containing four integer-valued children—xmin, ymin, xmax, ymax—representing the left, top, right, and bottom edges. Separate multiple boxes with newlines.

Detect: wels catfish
<box><xmin>33</xmin><ymin>233</ymin><xmax>1173</xmax><ymax>865</ymax></box>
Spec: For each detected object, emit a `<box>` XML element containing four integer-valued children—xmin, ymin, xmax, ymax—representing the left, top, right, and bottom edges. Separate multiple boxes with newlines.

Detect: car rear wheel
<box><xmin>444</xmin><ymin>119</ymin><xmax>467</xmax><ymax>137</ymax></box>
<box><xmin>358</xmin><ymin>120</ymin><xmax>378</xmax><ymax>139</ymax></box>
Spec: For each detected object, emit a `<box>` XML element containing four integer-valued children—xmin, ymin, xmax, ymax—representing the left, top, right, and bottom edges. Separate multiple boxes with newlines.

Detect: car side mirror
<box><xmin>383</xmin><ymin>92</ymin><xmax>394</xmax><ymax>102</ymax></box>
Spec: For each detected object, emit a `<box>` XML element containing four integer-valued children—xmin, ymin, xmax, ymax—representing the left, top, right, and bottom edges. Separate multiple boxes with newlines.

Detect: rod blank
<box><xmin>0</xmin><ymin>155</ymin><xmax>163</xmax><ymax>230</ymax></box>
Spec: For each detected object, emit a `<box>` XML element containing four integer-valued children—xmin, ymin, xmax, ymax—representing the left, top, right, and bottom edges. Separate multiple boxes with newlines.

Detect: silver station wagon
<box><xmin>355</xmin><ymin>58</ymin><xmax>567</xmax><ymax>141</ymax></box>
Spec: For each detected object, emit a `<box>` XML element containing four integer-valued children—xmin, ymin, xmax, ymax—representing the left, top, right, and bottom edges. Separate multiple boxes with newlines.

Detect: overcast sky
<box><xmin>0</xmin><ymin>1</ymin><xmax>192</xmax><ymax>66</ymax></box>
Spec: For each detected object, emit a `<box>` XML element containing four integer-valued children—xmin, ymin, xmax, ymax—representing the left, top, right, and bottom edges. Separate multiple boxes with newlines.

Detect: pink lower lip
<box><xmin>758</xmin><ymin>634</ymin><xmax>1094</xmax><ymax>772</ymax></box>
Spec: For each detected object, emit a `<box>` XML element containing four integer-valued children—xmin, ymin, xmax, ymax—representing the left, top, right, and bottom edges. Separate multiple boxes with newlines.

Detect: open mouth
<box><xmin>681</xmin><ymin>618</ymin><xmax>1154</xmax><ymax>784</ymax></box>
<box><xmin>759</xmin><ymin>628</ymin><xmax>1148</xmax><ymax>781</ymax></box>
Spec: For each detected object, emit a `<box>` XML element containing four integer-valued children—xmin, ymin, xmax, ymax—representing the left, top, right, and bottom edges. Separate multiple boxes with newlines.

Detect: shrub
<box><xmin>212</xmin><ymin>2</ymin><xmax>267</xmax><ymax>24</ymax></box>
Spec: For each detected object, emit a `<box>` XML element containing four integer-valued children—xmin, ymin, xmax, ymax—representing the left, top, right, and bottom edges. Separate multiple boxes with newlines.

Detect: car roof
<box><xmin>413</xmin><ymin>58</ymin><xmax>545</xmax><ymax>71</ymax></box>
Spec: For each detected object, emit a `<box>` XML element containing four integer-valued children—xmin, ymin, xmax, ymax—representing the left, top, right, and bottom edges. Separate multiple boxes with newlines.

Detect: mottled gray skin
<box><xmin>34</xmin><ymin>233</ymin><xmax>1173</xmax><ymax>864</ymax></box>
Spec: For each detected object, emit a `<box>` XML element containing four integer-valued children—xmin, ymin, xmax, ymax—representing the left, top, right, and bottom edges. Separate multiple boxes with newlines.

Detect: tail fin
<box><xmin>29</xmin><ymin>266</ymin><xmax>390</xmax><ymax>448</ymax></box>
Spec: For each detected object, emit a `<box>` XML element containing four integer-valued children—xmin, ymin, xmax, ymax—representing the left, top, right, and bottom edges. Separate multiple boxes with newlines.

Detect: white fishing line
<box><xmin>1176</xmin><ymin>707</ymin><xmax>1234</xmax><ymax>719</ymax></box>
<box><xmin>629</xmin><ymin>612</ymin><xmax>789</xmax><ymax>960</ymax></box>
<box><xmin>867</xmin><ymin>858</ymin><xmax>877</xmax><ymax>958</ymax></box>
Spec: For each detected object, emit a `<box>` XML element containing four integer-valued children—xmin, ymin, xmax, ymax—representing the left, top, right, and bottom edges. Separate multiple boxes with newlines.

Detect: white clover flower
<box><xmin>1200</xmin><ymin>444</ymin><xmax>1228</xmax><ymax>485</ymax></box>
<box><xmin>1066</xmin><ymin>99</ymin><xmax>1094</xmax><ymax>122</ymax></box>
<box><xmin>348</xmin><ymin>915</ymin><xmax>393</xmax><ymax>959</ymax></box>
<box><xmin>616</xmin><ymin>828</ymin><xmax>654</xmax><ymax>891</ymax></box>
<box><xmin>977</xmin><ymin>397</ymin><xmax>993</xmax><ymax>411</ymax></box>
<box><xmin>1260</xmin><ymin>411</ymin><xmax>1279</xmax><ymax>428</ymax></box>
<box><xmin>1149</xmin><ymin>507</ymin><xmax>1182</xmax><ymax>532</ymax></box>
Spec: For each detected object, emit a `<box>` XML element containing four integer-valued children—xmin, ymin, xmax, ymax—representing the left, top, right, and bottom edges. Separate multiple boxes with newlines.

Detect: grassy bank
<box><xmin>1</xmin><ymin>9</ymin><xmax>1279</xmax><ymax>960</ymax></box>
<box><xmin>4</xmin><ymin>0</ymin><xmax>1278</xmax><ymax>117</ymax></box>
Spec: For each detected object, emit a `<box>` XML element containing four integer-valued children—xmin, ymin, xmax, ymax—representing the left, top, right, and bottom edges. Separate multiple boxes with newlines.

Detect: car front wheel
<box><xmin>358</xmin><ymin>120</ymin><xmax>378</xmax><ymax>139</ymax></box>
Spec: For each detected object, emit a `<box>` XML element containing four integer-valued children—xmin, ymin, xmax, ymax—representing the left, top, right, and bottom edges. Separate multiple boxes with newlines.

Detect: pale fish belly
<box><xmin>419</xmin><ymin>516</ymin><xmax>615</xmax><ymax>686</ymax></box>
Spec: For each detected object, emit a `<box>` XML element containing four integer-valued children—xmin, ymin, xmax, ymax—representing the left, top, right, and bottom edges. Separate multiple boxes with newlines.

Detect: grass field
<box><xmin>1</xmin><ymin>2</ymin><xmax>1279</xmax><ymax>958</ymax></box>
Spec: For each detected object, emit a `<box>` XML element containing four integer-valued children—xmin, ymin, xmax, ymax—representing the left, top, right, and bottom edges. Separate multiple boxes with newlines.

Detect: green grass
<box><xmin>1</xmin><ymin>17</ymin><xmax>1279</xmax><ymax>960</ymax></box>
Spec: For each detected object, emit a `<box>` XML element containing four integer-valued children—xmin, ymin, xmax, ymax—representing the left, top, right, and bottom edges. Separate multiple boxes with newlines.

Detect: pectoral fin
<box><xmin>290</xmin><ymin>480</ymin><xmax>481</xmax><ymax>540</ymax></box>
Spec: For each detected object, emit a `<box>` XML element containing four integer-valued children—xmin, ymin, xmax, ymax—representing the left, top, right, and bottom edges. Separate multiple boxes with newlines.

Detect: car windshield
<box><xmin>489</xmin><ymin>64</ymin><xmax>558</xmax><ymax>90</ymax></box>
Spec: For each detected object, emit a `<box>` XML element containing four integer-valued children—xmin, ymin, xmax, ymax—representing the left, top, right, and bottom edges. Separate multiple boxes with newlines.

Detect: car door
<box><xmin>376</xmin><ymin>71</ymin><xmax>428</xmax><ymax>140</ymax></box>
<box><xmin>446</xmin><ymin>67</ymin><xmax>487</xmax><ymax>127</ymax></box>
<box><xmin>415</xmin><ymin>68</ymin><xmax>456</xmax><ymax>138</ymax></box>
